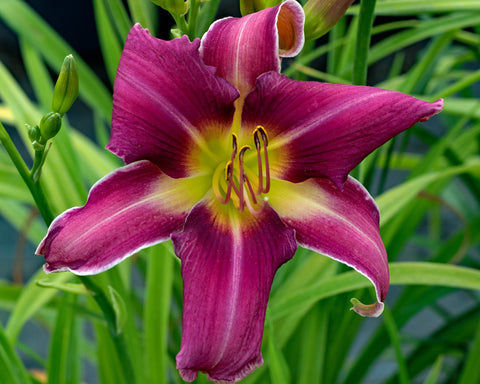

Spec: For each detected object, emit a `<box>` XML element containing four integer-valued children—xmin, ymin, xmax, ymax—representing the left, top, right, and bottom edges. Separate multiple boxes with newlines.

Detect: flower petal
<box><xmin>268</xmin><ymin>176</ymin><xmax>389</xmax><ymax>314</ymax></box>
<box><xmin>108</xmin><ymin>24</ymin><xmax>239</xmax><ymax>178</ymax></box>
<box><xmin>243</xmin><ymin>72</ymin><xmax>444</xmax><ymax>187</ymax></box>
<box><xmin>200</xmin><ymin>0</ymin><xmax>304</xmax><ymax>96</ymax></box>
<box><xmin>37</xmin><ymin>161</ymin><xmax>207</xmax><ymax>274</ymax></box>
<box><xmin>172</xmin><ymin>195</ymin><xmax>297</xmax><ymax>382</ymax></box>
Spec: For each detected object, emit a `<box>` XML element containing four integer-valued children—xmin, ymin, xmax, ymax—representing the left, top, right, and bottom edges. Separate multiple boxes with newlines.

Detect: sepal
<box><xmin>303</xmin><ymin>0</ymin><xmax>355</xmax><ymax>41</ymax></box>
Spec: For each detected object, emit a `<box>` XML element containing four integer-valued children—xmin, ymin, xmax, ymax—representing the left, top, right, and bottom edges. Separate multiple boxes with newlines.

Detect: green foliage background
<box><xmin>0</xmin><ymin>0</ymin><xmax>479</xmax><ymax>383</ymax></box>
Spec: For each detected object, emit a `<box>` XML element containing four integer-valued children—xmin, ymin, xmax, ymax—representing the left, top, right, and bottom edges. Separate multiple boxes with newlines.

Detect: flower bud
<box><xmin>39</xmin><ymin>112</ymin><xmax>62</xmax><ymax>140</ymax></box>
<box><xmin>150</xmin><ymin>0</ymin><xmax>187</xmax><ymax>16</ymax></box>
<box><xmin>303</xmin><ymin>0</ymin><xmax>355</xmax><ymax>41</ymax></box>
<box><xmin>240</xmin><ymin>0</ymin><xmax>281</xmax><ymax>15</ymax></box>
<box><xmin>52</xmin><ymin>55</ymin><xmax>79</xmax><ymax>114</ymax></box>
<box><xmin>27</xmin><ymin>124</ymin><xmax>41</xmax><ymax>143</ymax></box>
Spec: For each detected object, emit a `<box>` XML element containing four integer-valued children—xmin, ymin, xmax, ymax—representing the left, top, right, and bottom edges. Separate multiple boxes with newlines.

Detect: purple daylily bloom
<box><xmin>36</xmin><ymin>2</ymin><xmax>443</xmax><ymax>382</ymax></box>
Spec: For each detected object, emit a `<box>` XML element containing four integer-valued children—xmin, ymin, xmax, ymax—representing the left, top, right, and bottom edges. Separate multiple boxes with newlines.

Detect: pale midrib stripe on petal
<box><xmin>268</xmin><ymin>90</ymin><xmax>392</xmax><ymax>151</ymax></box>
<box><xmin>288</xmin><ymin>184</ymin><xmax>388</xmax><ymax>302</ymax></box>
<box><xmin>272</xmin><ymin>179</ymin><xmax>387</xmax><ymax>276</ymax></box>
<box><xmin>120</xmin><ymin>70</ymin><xmax>219</xmax><ymax>162</ymax></box>
<box><xmin>234</xmin><ymin>21</ymin><xmax>247</xmax><ymax>93</ymax></box>
<box><xmin>63</xmin><ymin>193</ymin><xmax>162</xmax><ymax>254</ymax></box>
<box><xmin>211</xmin><ymin>215</ymin><xmax>242</xmax><ymax>369</ymax></box>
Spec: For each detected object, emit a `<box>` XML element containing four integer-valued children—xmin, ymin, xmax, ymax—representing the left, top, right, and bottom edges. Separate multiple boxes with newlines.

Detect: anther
<box><xmin>231</xmin><ymin>133</ymin><xmax>238</xmax><ymax>156</ymax></box>
<box><xmin>253</xmin><ymin>125</ymin><xmax>270</xmax><ymax>193</ymax></box>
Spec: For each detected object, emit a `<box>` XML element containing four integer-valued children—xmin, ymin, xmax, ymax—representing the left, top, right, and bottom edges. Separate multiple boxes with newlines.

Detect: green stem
<box><xmin>172</xmin><ymin>13</ymin><xmax>189</xmax><ymax>36</ymax></box>
<box><xmin>187</xmin><ymin>0</ymin><xmax>200</xmax><ymax>39</ymax></box>
<box><xmin>1</xmin><ymin>121</ymin><xmax>136</xmax><ymax>383</ymax></box>
<box><xmin>0</xmin><ymin>122</ymin><xmax>54</xmax><ymax>224</ymax></box>
<box><xmin>352</xmin><ymin>0</ymin><xmax>377</xmax><ymax>85</ymax></box>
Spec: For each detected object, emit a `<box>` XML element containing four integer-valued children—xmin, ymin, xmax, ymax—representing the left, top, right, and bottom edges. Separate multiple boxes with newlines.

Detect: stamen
<box><xmin>244</xmin><ymin>172</ymin><xmax>258</xmax><ymax>205</ymax></box>
<box><xmin>243</xmin><ymin>184</ymin><xmax>263</xmax><ymax>216</ymax></box>
<box><xmin>212</xmin><ymin>162</ymin><xmax>230</xmax><ymax>204</ymax></box>
<box><xmin>254</xmin><ymin>126</ymin><xmax>270</xmax><ymax>193</ymax></box>
<box><xmin>238</xmin><ymin>145</ymin><xmax>251</xmax><ymax>211</ymax></box>
<box><xmin>253</xmin><ymin>129</ymin><xmax>263</xmax><ymax>195</ymax></box>
<box><xmin>213</xmin><ymin>129</ymin><xmax>271</xmax><ymax>212</ymax></box>
<box><xmin>231</xmin><ymin>133</ymin><xmax>238</xmax><ymax>159</ymax></box>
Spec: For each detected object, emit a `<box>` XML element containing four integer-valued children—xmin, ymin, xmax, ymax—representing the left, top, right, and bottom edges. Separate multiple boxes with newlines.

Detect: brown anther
<box><xmin>224</xmin><ymin>160</ymin><xmax>233</xmax><ymax>181</ymax></box>
<box><xmin>253</xmin><ymin>126</ymin><xmax>270</xmax><ymax>194</ymax></box>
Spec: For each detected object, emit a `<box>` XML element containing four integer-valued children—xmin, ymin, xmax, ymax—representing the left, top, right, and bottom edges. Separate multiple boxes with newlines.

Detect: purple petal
<box><xmin>268</xmin><ymin>176</ymin><xmax>389</xmax><ymax>313</ymax></box>
<box><xmin>37</xmin><ymin>161</ymin><xmax>203</xmax><ymax>274</ymax></box>
<box><xmin>200</xmin><ymin>0</ymin><xmax>304</xmax><ymax>96</ymax></box>
<box><xmin>243</xmin><ymin>72</ymin><xmax>444</xmax><ymax>187</ymax></box>
<box><xmin>172</xmin><ymin>195</ymin><xmax>297</xmax><ymax>382</ymax></box>
<box><xmin>108</xmin><ymin>24</ymin><xmax>239</xmax><ymax>178</ymax></box>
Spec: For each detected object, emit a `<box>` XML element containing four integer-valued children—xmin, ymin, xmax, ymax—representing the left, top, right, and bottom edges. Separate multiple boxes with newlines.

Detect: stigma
<box><xmin>212</xmin><ymin>126</ymin><xmax>271</xmax><ymax>214</ymax></box>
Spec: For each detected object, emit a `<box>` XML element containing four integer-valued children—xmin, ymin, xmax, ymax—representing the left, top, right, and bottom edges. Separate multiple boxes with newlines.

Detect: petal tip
<box><xmin>277</xmin><ymin>0</ymin><xmax>305</xmax><ymax>57</ymax></box>
<box><xmin>350</xmin><ymin>298</ymin><xmax>384</xmax><ymax>318</ymax></box>
<box><xmin>419</xmin><ymin>98</ymin><xmax>444</xmax><ymax>122</ymax></box>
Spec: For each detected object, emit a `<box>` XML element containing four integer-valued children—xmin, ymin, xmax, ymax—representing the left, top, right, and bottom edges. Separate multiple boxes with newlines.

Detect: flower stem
<box><xmin>0</xmin><ymin>122</ymin><xmax>54</xmax><ymax>224</ymax></box>
<box><xmin>352</xmin><ymin>0</ymin><xmax>377</xmax><ymax>85</ymax></box>
<box><xmin>0</xmin><ymin>121</ymin><xmax>137</xmax><ymax>383</ymax></box>
<box><xmin>172</xmin><ymin>13</ymin><xmax>189</xmax><ymax>36</ymax></box>
<box><xmin>187</xmin><ymin>0</ymin><xmax>200</xmax><ymax>39</ymax></box>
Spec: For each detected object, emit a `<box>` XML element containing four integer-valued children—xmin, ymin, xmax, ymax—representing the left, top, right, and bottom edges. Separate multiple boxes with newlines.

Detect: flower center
<box><xmin>212</xmin><ymin>126</ymin><xmax>270</xmax><ymax>214</ymax></box>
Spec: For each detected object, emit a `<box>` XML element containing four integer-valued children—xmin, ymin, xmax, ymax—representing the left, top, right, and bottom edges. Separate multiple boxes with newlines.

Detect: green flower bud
<box><xmin>27</xmin><ymin>124</ymin><xmax>41</xmax><ymax>143</ymax></box>
<box><xmin>150</xmin><ymin>0</ymin><xmax>187</xmax><ymax>16</ymax></box>
<box><xmin>52</xmin><ymin>55</ymin><xmax>79</xmax><ymax>114</ymax></box>
<box><xmin>39</xmin><ymin>112</ymin><xmax>62</xmax><ymax>140</ymax></box>
<box><xmin>303</xmin><ymin>0</ymin><xmax>355</xmax><ymax>41</ymax></box>
<box><xmin>240</xmin><ymin>0</ymin><xmax>281</xmax><ymax>15</ymax></box>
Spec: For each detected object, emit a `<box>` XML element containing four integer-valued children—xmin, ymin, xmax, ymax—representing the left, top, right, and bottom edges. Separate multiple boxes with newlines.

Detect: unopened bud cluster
<box><xmin>29</xmin><ymin>55</ymin><xmax>78</xmax><ymax>148</ymax></box>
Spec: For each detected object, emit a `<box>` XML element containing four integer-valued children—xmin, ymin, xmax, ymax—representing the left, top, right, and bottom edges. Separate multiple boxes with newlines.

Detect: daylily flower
<box><xmin>36</xmin><ymin>1</ymin><xmax>443</xmax><ymax>382</ymax></box>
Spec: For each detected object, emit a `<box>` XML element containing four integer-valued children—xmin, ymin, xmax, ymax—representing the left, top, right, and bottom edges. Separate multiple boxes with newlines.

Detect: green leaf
<box><xmin>266</xmin><ymin>315</ymin><xmax>291</xmax><ymax>384</ymax></box>
<box><xmin>348</xmin><ymin>0</ymin><xmax>480</xmax><ymax>15</ymax></box>
<box><xmin>0</xmin><ymin>160</ymin><xmax>33</xmax><ymax>203</ymax></box>
<box><xmin>6</xmin><ymin>269</ymin><xmax>71</xmax><ymax>342</ymax></box>
<box><xmin>296</xmin><ymin>305</ymin><xmax>328</xmax><ymax>384</ymax></box>
<box><xmin>442</xmin><ymin>97</ymin><xmax>480</xmax><ymax>119</ymax></box>
<box><xmin>0</xmin><ymin>0</ymin><xmax>112</xmax><ymax>120</ymax></box>
<box><xmin>103</xmin><ymin>0</ymin><xmax>132</xmax><ymax>40</ymax></box>
<box><xmin>342</xmin><ymin>13</ymin><xmax>480</xmax><ymax>77</ymax></box>
<box><xmin>20</xmin><ymin>38</ymin><xmax>53</xmax><ymax>110</ymax></box>
<box><xmin>423</xmin><ymin>355</ymin><xmax>444</xmax><ymax>384</ymax></box>
<box><xmin>377</xmin><ymin>159</ymin><xmax>480</xmax><ymax>227</ymax></box>
<box><xmin>270</xmin><ymin>262</ymin><xmax>480</xmax><ymax>321</ymax></box>
<box><xmin>108</xmin><ymin>285</ymin><xmax>128</xmax><ymax>335</ymax></box>
<box><xmin>127</xmin><ymin>0</ymin><xmax>157</xmax><ymax>31</ymax></box>
<box><xmin>47</xmin><ymin>293</ymin><xmax>80</xmax><ymax>384</ymax></box>
<box><xmin>94</xmin><ymin>316</ymin><xmax>127</xmax><ymax>384</ymax></box>
<box><xmin>458</xmin><ymin>318</ymin><xmax>480</xmax><ymax>384</ymax></box>
<box><xmin>36</xmin><ymin>279</ymin><xmax>93</xmax><ymax>295</ymax></box>
<box><xmin>383</xmin><ymin>307</ymin><xmax>410</xmax><ymax>384</ymax></box>
<box><xmin>0</xmin><ymin>322</ymin><xmax>32</xmax><ymax>384</ymax></box>
<box><xmin>144</xmin><ymin>243</ymin><xmax>175</xmax><ymax>384</ymax></box>
<box><xmin>352</xmin><ymin>0</ymin><xmax>377</xmax><ymax>85</ymax></box>
<box><xmin>93</xmin><ymin>0</ymin><xmax>123</xmax><ymax>84</ymax></box>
